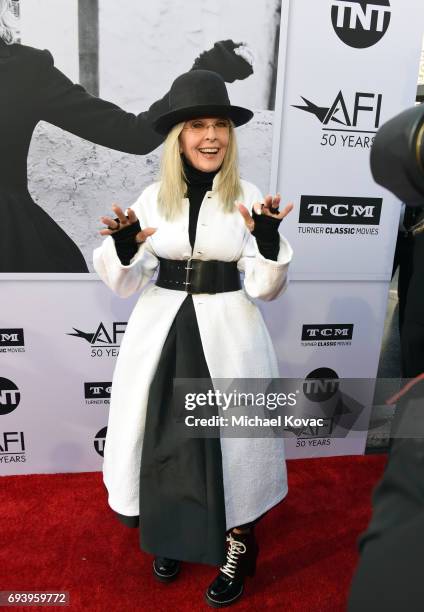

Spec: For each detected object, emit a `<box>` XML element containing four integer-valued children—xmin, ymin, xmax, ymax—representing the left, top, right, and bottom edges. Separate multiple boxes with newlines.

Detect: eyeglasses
<box><xmin>182</xmin><ymin>119</ymin><xmax>231</xmax><ymax>135</ymax></box>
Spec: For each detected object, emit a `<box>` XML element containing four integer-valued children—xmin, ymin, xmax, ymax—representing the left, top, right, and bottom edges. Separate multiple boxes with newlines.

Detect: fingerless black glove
<box><xmin>251</xmin><ymin>210</ymin><xmax>281</xmax><ymax>261</ymax></box>
<box><xmin>111</xmin><ymin>219</ymin><xmax>141</xmax><ymax>265</ymax></box>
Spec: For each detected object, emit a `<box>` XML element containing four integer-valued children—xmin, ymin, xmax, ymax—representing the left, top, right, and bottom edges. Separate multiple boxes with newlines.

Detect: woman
<box><xmin>0</xmin><ymin>0</ymin><xmax>252</xmax><ymax>272</ymax></box>
<box><xmin>93</xmin><ymin>69</ymin><xmax>293</xmax><ymax>607</ymax></box>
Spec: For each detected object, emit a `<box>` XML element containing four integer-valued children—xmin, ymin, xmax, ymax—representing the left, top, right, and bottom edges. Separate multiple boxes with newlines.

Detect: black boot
<box><xmin>205</xmin><ymin>529</ymin><xmax>258</xmax><ymax>608</ymax></box>
<box><xmin>152</xmin><ymin>557</ymin><xmax>181</xmax><ymax>583</ymax></box>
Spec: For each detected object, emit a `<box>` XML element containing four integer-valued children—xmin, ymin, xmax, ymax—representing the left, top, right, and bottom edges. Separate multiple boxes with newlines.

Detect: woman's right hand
<box><xmin>99</xmin><ymin>204</ymin><xmax>156</xmax><ymax>243</ymax></box>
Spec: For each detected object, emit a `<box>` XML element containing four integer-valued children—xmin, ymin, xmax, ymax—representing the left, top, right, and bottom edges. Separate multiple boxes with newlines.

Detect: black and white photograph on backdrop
<box><xmin>1</xmin><ymin>0</ymin><xmax>283</xmax><ymax>274</ymax></box>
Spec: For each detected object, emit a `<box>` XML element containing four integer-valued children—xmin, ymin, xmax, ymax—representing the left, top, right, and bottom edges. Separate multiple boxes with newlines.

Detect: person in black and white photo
<box><xmin>0</xmin><ymin>0</ymin><xmax>255</xmax><ymax>272</ymax></box>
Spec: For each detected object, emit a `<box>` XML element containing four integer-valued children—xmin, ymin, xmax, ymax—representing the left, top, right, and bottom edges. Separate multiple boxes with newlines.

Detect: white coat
<box><xmin>93</xmin><ymin>178</ymin><xmax>293</xmax><ymax>530</ymax></box>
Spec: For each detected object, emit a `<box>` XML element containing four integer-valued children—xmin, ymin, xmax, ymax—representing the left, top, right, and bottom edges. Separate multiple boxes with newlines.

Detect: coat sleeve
<box><xmin>237</xmin><ymin>185</ymin><xmax>293</xmax><ymax>301</ymax></box>
<box><xmin>93</xmin><ymin>189</ymin><xmax>159</xmax><ymax>298</ymax></box>
<box><xmin>34</xmin><ymin>49</ymin><xmax>167</xmax><ymax>154</ymax></box>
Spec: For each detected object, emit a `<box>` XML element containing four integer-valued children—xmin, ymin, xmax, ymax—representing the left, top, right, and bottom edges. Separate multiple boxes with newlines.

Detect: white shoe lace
<box><xmin>220</xmin><ymin>533</ymin><xmax>247</xmax><ymax>580</ymax></box>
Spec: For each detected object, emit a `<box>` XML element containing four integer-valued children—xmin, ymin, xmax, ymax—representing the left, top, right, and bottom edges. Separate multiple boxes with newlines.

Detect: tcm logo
<box><xmin>0</xmin><ymin>329</ymin><xmax>25</xmax><ymax>354</ymax></box>
<box><xmin>68</xmin><ymin>322</ymin><xmax>126</xmax><ymax>358</ymax></box>
<box><xmin>0</xmin><ymin>329</ymin><xmax>24</xmax><ymax>347</ymax></box>
<box><xmin>331</xmin><ymin>1</ymin><xmax>391</xmax><ymax>48</ymax></box>
<box><xmin>293</xmin><ymin>91</ymin><xmax>382</xmax><ymax>133</ymax></box>
<box><xmin>302</xmin><ymin>325</ymin><xmax>354</xmax><ymax>342</ymax></box>
<box><xmin>94</xmin><ymin>426</ymin><xmax>107</xmax><ymax>457</ymax></box>
<box><xmin>0</xmin><ymin>378</ymin><xmax>21</xmax><ymax>416</ymax></box>
<box><xmin>299</xmin><ymin>196</ymin><xmax>382</xmax><ymax>225</ymax></box>
<box><xmin>84</xmin><ymin>382</ymin><xmax>112</xmax><ymax>400</ymax></box>
<box><xmin>0</xmin><ymin>431</ymin><xmax>25</xmax><ymax>454</ymax></box>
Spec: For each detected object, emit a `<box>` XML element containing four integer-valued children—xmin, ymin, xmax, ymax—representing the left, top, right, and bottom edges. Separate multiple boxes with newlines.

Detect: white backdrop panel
<box><xmin>260</xmin><ymin>278</ymin><xmax>391</xmax><ymax>458</ymax></box>
<box><xmin>3</xmin><ymin>1</ymin><xmax>424</xmax><ymax>475</ymax></box>
<box><xmin>262</xmin><ymin>279</ymin><xmax>390</xmax><ymax>377</ymax></box>
<box><xmin>0</xmin><ymin>280</ymin><xmax>137</xmax><ymax>475</ymax></box>
<box><xmin>271</xmin><ymin>0</ymin><xmax>424</xmax><ymax>280</ymax></box>
<box><xmin>0</xmin><ymin>278</ymin><xmax>390</xmax><ymax>474</ymax></box>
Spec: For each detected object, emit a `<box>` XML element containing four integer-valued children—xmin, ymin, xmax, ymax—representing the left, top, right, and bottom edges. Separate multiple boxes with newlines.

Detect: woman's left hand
<box><xmin>236</xmin><ymin>194</ymin><xmax>293</xmax><ymax>232</ymax></box>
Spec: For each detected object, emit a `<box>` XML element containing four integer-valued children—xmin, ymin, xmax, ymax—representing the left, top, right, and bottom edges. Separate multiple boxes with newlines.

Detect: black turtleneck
<box><xmin>182</xmin><ymin>155</ymin><xmax>218</xmax><ymax>249</ymax></box>
<box><xmin>112</xmin><ymin>155</ymin><xmax>280</xmax><ymax>264</ymax></box>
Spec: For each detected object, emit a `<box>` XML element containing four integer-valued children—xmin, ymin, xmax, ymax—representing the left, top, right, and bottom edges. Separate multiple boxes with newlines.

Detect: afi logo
<box><xmin>85</xmin><ymin>383</ymin><xmax>112</xmax><ymax>399</ymax></box>
<box><xmin>293</xmin><ymin>91</ymin><xmax>382</xmax><ymax>132</ymax></box>
<box><xmin>331</xmin><ymin>1</ymin><xmax>391</xmax><ymax>48</ymax></box>
<box><xmin>68</xmin><ymin>322</ymin><xmax>126</xmax><ymax>346</ymax></box>
<box><xmin>0</xmin><ymin>329</ymin><xmax>24</xmax><ymax>347</ymax></box>
<box><xmin>0</xmin><ymin>378</ymin><xmax>21</xmax><ymax>416</ymax></box>
<box><xmin>299</xmin><ymin>196</ymin><xmax>382</xmax><ymax>225</ymax></box>
<box><xmin>0</xmin><ymin>431</ymin><xmax>25</xmax><ymax>453</ymax></box>
<box><xmin>302</xmin><ymin>325</ymin><xmax>354</xmax><ymax>341</ymax></box>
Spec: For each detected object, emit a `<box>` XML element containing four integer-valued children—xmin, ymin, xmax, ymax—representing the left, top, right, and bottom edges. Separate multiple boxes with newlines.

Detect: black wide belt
<box><xmin>156</xmin><ymin>257</ymin><xmax>241</xmax><ymax>294</ymax></box>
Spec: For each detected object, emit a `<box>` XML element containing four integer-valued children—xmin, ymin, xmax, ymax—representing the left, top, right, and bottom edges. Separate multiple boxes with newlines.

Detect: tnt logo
<box><xmin>0</xmin><ymin>378</ymin><xmax>21</xmax><ymax>416</ymax></box>
<box><xmin>331</xmin><ymin>1</ymin><xmax>391</xmax><ymax>48</ymax></box>
<box><xmin>303</xmin><ymin>368</ymin><xmax>340</xmax><ymax>402</ymax></box>
<box><xmin>94</xmin><ymin>426</ymin><xmax>107</xmax><ymax>457</ymax></box>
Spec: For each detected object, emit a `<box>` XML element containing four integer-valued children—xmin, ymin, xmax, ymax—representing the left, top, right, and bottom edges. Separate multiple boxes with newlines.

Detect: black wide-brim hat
<box><xmin>152</xmin><ymin>69</ymin><xmax>253</xmax><ymax>135</ymax></box>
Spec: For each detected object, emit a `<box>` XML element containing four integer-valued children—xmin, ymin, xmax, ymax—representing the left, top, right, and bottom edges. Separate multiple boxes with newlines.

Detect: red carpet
<box><xmin>1</xmin><ymin>455</ymin><xmax>386</xmax><ymax>611</ymax></box>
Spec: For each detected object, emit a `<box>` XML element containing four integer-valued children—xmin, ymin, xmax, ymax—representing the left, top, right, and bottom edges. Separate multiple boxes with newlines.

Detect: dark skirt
<box><xmin>0</xmin><ymin>187</ymin><xmax>88</xmax><ymax>272</ymax></box>
<box><xmin>117</xmin><ymin>295</ymin><xmax>227</xmax><ymax>566</ymax></box>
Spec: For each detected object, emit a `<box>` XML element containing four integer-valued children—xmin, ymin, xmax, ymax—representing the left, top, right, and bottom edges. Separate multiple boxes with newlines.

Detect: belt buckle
<box><xmin>184</xmin><ymin>257</ymin><xmax>193</xmax><ymax>293</ymax></box>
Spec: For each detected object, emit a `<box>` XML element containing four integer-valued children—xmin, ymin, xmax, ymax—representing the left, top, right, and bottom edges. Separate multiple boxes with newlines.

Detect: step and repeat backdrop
<box><xmin>1</xmin><ymin>0</ymin><xmax>424</xmax><ymax>474</ymax></box>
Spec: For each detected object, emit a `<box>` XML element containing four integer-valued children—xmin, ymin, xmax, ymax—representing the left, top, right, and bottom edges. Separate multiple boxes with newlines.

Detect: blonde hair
<box><xmin>413</xmin><ymin>220</ymin><xmax>424</xmax><ymax>235</ymax></box>
<box><xmin>0</xmin><ymin>0</ymin><xmax>17</xmax><ymax>44</ymax></box>
<box><xmin>157</xmin><ymin>119</ymin><xmax>242</xmax><ymax>220</ymax></box>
